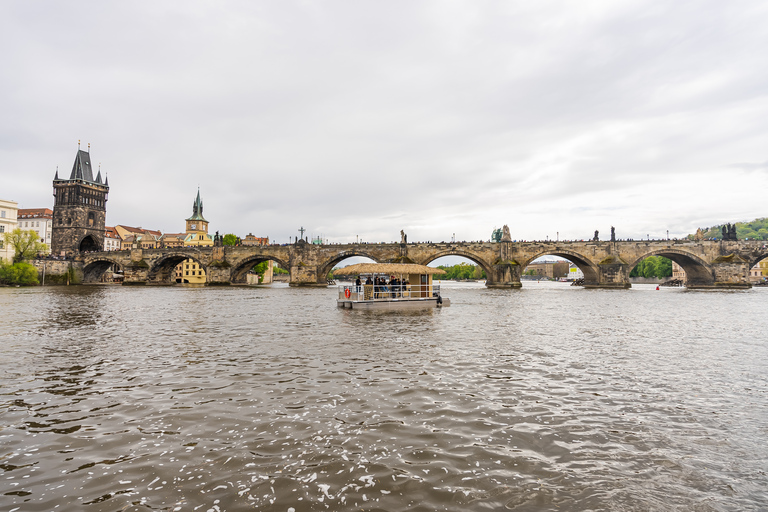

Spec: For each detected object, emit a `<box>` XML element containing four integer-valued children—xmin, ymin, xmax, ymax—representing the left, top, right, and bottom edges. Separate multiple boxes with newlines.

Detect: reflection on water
<box><xmin>1</xmin><ymin>282</ymin><xmax>767</xmax><ymax>511</ymax></box>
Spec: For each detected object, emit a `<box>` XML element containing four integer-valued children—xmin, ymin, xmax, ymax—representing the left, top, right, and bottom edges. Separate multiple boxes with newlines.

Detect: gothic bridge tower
<box><xmin>51</xmin><ymin>145</ymin><xmax>109</xmax><ymax>257</ymax></box>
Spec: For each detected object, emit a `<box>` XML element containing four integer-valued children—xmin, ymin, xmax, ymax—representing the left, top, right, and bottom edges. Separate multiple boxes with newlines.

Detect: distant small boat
<box><xmin>333</xmin><ymin>263</ymin><xmax>450</xmax><ymax>310</ymax></box>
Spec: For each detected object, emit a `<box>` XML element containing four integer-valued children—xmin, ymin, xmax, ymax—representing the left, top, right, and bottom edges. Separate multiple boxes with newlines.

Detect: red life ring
<box><xmin>344</xmin><ymin>288</ymin><xmax>351</xmax><ymax>298</ymax></box>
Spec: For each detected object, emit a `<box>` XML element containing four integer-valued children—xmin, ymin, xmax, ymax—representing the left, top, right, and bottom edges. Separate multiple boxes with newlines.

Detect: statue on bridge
<box><xmin>695</xmin><ymin>228</ymin><xmax>704</xmax><ymax>241</ymax></box>
<box><xmin>400</xmin><ymin>230</ymin><xmax>407</xmax><ymax>244</ymax></box>
<box><xmin>722</xmin><ymin>223</ymin><xmax>738</xmax><ymax>241</ymax></box>
<box><xmin>610</xmin><ymin>226</ymin><xmax>615</xmax><ymax>242</ymax></box>
<box><xmin>501</xmin><ymin>225</ymin><xmax>512</xmax><ymax>242</ymax></box>
<box><xmin>593</xmin><ymin>230</ymin><xmax>599</xmax><ymax>241</ymax></box>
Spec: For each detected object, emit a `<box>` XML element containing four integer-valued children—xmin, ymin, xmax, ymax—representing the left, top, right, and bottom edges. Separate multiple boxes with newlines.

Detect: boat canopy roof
<box><xmin>333</xmin><ymin>263</ymin><xmax>446</xmax><ymax>276</ymax></box>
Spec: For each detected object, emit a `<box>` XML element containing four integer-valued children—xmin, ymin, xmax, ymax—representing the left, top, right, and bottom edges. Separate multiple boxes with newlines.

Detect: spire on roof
<box><xmin>54</xmin><ymin>166</ymin><xmax>59</xmax><ymax>180</ymax></box>
<box><xmin>69</xmin><ymin>149</ymin><xmax>95</xmax><ymax>182</ymax></box>
<box><xmin>105</xmin><ymin>174</ymin><xmax>109</xmax><ymax>187</ymax></box>
<box><xmin>186</xmin><ymin>188</ymin><xmax>208</xmax><ymax>222</ymax></box>
<box><xmin>195</xmin><ymin>188</ymin><xmax>203</xmax><ymax>215</ymax></box>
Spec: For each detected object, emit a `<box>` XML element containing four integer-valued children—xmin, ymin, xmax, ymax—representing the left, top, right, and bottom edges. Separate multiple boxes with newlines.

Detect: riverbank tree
<box><xmin>0</xmin><ymin>261</ymin><xmax>39</xmax><ymax>285</ymax></box>
<box><xmin>630</xmin><ymin>256</ymin><xmax>672</xmax><ymax>278</ymax></box>
<box><xmin>434</xmin><ymin>263</ymin><xmax>486</xmax><ymax>280</ymax></box>
<box><xmin>3</xmin><ymin>228</ymin><xmax>48</xmax><ymax>263</ymax></box>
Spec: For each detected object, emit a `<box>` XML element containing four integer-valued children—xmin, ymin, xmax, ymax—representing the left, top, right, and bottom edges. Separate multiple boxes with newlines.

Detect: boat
<box><xmin>333</xmin><ymin>263</ymin><xmax>451</xmax><ymax>310</ymax></box>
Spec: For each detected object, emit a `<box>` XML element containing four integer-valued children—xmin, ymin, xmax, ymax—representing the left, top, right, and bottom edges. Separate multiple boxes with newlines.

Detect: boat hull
<box><xmin>337</xmin><ymin>298</ymin><xmax>450</xmax><ymax>310</ymax></box>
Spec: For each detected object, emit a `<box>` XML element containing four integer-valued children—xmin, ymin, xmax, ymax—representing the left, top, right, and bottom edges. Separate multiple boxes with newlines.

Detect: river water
<box><xmin>1</xmin><ymin>281</ymin><xmax>767</xmax><ymax>511</ymax></box>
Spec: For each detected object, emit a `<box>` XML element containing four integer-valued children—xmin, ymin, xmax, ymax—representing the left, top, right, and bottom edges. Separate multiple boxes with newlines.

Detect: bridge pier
<box><xmin>687</xmin><ymin>259</ymin><xmax>752</xmax><ymax>289</ymax></box>
<box><xmin>583</xmin><ymin>261</ymin><xmax>632</xmax><ymax>289</ymax></box>
<box><xmin>486</xmin><ymin>262</ymin><xmax>522</xmax><ymax>288</ymax></box>
<box><xmin>288</xmin><ymin>264</ymin><xmax>327</xmax><ymax>287</ymax></box>
<box><xmin>119</xmin><ymin>249</ymin><xmax>150</xmax><ymax>285</ymax></box>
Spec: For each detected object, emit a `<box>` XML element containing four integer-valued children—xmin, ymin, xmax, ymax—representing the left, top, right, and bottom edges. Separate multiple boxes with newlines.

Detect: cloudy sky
<box><xmin>2</xmin><ymin>1</ymin><xmax>767</xmax><ymax>244</ymax></box>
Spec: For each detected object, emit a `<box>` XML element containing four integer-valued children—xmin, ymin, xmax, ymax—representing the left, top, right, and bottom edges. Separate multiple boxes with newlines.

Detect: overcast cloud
<box><xmin>2</xmin><ymin>0</ymin><xmax>767</xmax><ymax>244</ymax></box>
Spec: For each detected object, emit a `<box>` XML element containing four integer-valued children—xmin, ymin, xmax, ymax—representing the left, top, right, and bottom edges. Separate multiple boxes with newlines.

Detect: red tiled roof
<box><xmin>17</xmin><ymin>208</ymin><xmax>53</xmax><ymax>218</ymax></box>
<box><xmin>116</xmin><ymin>225</ymin><xmax>162</xmax><ymax>237</ymax></box>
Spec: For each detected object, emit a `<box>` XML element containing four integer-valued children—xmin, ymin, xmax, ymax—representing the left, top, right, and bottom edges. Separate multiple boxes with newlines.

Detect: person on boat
<box><xmin>380</xmin><ymin>277</ymin><xmax>389</xmax><ymax>297</ymax></box>
<box><xmin>355</xmin><ymin>276</ymin><xmax>361</xmax><ymax>292</ymax></box>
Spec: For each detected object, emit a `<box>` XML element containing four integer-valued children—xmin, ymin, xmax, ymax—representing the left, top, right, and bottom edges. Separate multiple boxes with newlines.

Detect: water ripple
<box><xmin>1</xmin><ymin>283</ymin><xmax>767</xmax><ymax>510</ymax></box>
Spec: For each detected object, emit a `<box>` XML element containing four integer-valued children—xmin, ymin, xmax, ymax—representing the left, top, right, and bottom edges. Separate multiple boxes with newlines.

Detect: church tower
<box><xmin>51</xmin><ymin>145</ymin><xmax>109</xmax><ymax>257</ymax></box>
<box><xmin>185</xmin><ymin>188</ymin><xmax>209</xmax><ymax>235</ymax></box>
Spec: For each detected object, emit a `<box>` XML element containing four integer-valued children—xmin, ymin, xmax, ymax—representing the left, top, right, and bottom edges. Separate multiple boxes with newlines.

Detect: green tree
<box><xmin>222</xmin><ymin>234</ymin><xmax>238</xmax><ymax>246</ymax></box>
<box><xmin>691</xmin><ymin>218</ymin><xmax>768</xmax><ymax>240</ymax></box>
<box><xmin>3</xmin><ymin>229</ymin><xmax>48</xmax><ymax>263</ymax></box>
<box><xmin>0</xmin><ymin>262</ymin><xmax>39</xmax><ymax>285</ymax></box>
<box><xmin>252</xmin><ymin>261</ymin><xmax>269</xmax><ymax>275</ymax></box>
<box><xmin>655</xmin><ymin>257</ymin><xmax>672</xmax><ymax>277</ymax></box>
<box><xmin>435</xmin><ymin>263</ymin><xmax>485</xmax><ymax>280</ymax></box>
<box><xmin>630</xmin><ymin>256</ymin><xmax>673</xmax><ymax>278</ymax></box>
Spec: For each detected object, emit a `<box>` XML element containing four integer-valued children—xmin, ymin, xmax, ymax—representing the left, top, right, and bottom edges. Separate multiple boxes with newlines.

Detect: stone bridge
<box><xmin>73</xmin><ymin>239</ymin><xmax>768</xmax><ymax>289</ymax></box>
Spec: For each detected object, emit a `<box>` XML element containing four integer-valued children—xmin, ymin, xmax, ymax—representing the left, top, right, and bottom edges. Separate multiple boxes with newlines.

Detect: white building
<box><xmin>104</xmin><ymin>226</ymin><xmax>121</xmax><ymax>251</ymax></box>
<box><xmin>17</xmin><ymin>208</ymin><xmax>53</xmax><ymax>248</ymax></box>
<box><xmin>567</xmin><ymin>262</ymin><xmax>584</xmax><ymax>280</ymax></box>
<box><xmin>0</xmin><ymin>199</ymin><xmax>19</xmax><ymax>262</ymax></box>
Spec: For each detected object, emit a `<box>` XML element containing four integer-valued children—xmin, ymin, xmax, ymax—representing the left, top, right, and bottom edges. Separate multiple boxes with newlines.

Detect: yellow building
<box><xmin>176</xmin><ymin>189</ymin><xmax>212</xmax><ymax>284</ymax></box>
<box><xmin>750</xmin><ymin>259</ymin><xmax>768</xmax><ymax>283</ymax></box>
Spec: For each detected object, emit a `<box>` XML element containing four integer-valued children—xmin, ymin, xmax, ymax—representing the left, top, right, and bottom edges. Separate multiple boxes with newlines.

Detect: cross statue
<box><xmin>299</xmin><ymin>226</ymin><xmax>306</xmax><ymax>239</ymax></box>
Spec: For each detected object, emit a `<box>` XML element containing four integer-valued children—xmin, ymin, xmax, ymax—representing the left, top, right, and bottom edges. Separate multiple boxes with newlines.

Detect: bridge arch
<box><xmin>748</xmin><ymin>251</ymin><xmax>768</xmax><ymax>270</ymax></box>
<box><xmin>627</xmin><ymin>249</ymin><xmax>714</xmax><ymax>287</ymax></box>
<box><xmin>230</xmin><ymin>254</ymin><xmax>291</xmax><ymax>284</ymax></box>
<box><xmin>82</xmin><ymin>256</ymin><xmax>123</xmax><ymax>283</ymax></box>
<box><xmin>520</xmin><ymin>249</ymin><xmax>600</xmax><ymax>283</ymax></box>
<box><xmin>418</xmin><ymin>249</ymin><xmax>494</xmax><ymax>277</ymax></box>
<box><xmin>318</xmin><ymin>251</ymin><xmax>382</xmax><ymax>281</ymax></box>
<box><xmin>148</xmin><ymin>253</ymin><xmax>208</xmax><ymax>284</ymax></box>
<box><xmin>79</xmin><ymin>234</ymin><xmax>101</xmax><ymax>253</ymax></box>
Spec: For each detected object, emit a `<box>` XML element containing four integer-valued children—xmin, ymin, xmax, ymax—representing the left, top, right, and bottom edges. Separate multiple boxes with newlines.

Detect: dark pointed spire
<box><xmin>69</xmin><ymin>149</ymin><xmax>95</xmax><ymax>181</ymax></box>
<box><xmin>186</xmin><ymin>187</ymin><xmax>208</xmax><ymax>222</ymax></box>
<box><xmin>105</xmin><ymin>174</ymin><xmax>109</xmax><ymax>187</ymax></box>
<box><xmin>54</xmin><ymin>166</ymin><xmax>59</xmax><ymax>180</ymax></box>
<box><xmin>195</xmin><ymin>187</ymin><xmax>203</xmax><ymax>217</ymax></box>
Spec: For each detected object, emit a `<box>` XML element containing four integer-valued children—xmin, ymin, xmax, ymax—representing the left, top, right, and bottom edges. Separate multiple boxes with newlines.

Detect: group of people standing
<box><xmin>355</xmin><ymin>275</ymin><xmax>409</xmax><ymax>298</ymax></box>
